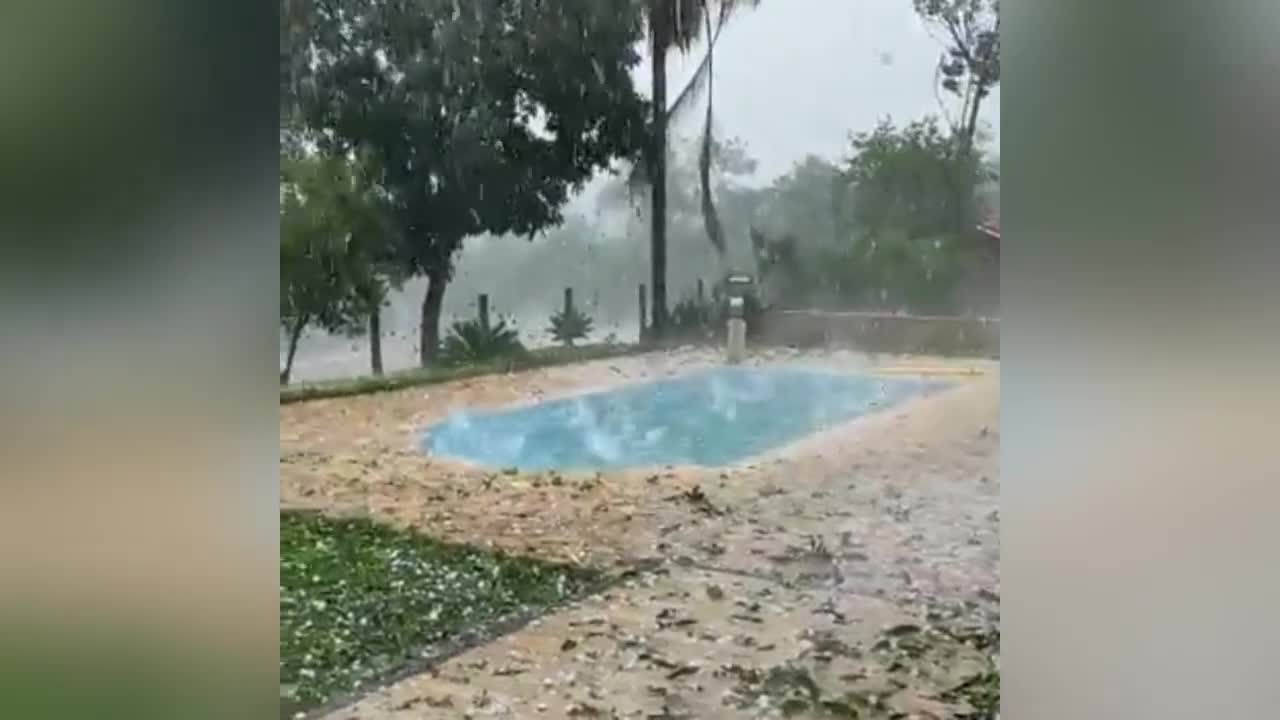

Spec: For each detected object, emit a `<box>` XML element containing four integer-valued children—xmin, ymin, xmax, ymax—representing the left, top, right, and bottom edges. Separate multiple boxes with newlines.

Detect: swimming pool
<box><xmin>423</xmin><ymin>366</ymin><xmax>943</xmax><ymax>471</ymax></box>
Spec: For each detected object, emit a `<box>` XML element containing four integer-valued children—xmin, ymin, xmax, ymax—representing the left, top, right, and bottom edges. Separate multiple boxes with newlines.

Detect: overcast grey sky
<box><xmin>641</xmin><ymin>0</ymin><xmax>1001</xmax><ymax>180</ymax></box>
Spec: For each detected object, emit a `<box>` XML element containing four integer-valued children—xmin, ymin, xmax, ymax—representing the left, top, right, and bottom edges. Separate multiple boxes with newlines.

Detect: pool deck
<box><xmin>280</xmin><ymin>347</ymin><xmax>999</xmax><ymax>718</ymax></box>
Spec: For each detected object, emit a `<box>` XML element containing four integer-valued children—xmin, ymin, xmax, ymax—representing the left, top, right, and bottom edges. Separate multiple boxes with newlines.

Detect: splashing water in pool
<box><xmin>423</xmin><ymin>367</ymin><xmax>943</xmax><ymax>470</ymax></box>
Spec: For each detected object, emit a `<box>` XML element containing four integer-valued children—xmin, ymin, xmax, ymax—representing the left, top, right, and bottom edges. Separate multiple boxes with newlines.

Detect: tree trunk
<box><xmin>963</xmin><ymin>81</ymin><xmax>985</xmax><ymax>151</ymax></box>
<box><xmin>419</xmin><ymin>269</ymin><xmax>448</xmax><ymax>367</ymax></box>
<box><xmin>281</xmin><ymin>314</ymin><xmax>308</xmax><ymax>385</ymax></box>
<box><xmin>649</xmin><ymin>21</ymin><xmax>669</xmax><ymax>339</ymax></box>
<box><xmin>953</xmin><ymin>81</ymin><xmax>986</xmax><ymax>235</ymax></box>
<box><xmin>369</xmin><ymin>308</ymin><xmax>383</xmax><ymax>376</ymax></box>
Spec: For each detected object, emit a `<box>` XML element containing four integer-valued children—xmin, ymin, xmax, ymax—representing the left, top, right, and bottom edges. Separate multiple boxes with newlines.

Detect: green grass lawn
<box><xmin>280</xmin><ymin>342</ymin><xmax>646</xmax><ymax>404</ymax></box>
<box><xmin>279</xmin><ymin>511</ymin><xmax>599</xmax><ymax>714</ymax></box>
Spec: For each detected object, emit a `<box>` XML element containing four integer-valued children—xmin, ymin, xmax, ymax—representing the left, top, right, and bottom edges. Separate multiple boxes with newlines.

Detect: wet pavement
<box><xmin>281</xmin><ymin>348</ymin><xmax>1000</xmax><ymax>719</ymax></box>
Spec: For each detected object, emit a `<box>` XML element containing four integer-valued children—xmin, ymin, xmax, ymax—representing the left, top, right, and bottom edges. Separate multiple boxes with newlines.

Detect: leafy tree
<box><xmin>839</xmin><ymin>118</ymin><xmax>979</xmax><ymax>239</ymax></box>
<box><xmin>913</xmin><ymin>0</ymin><xmax>1000</xmax><ymax>150</ymax></box>
<box><xmin>439</xmin><ymin>317</ymin><xmax>526</xmax><ymax>367</ymax></box>
<box><xmin>331</xmin><ymin>151</ymin><xmax>403</xmax><ymax>376</ymax></box>
<box><xmin>279</xmin><ymin>150</ymin><xmax>399</xmax><ymax>382</ymax></box>
<box><xmin>280</xmin><ymin>155</ymin><xmax>358</xmax><ymax>384</ymax></box>
<box><xmin>299</xmin><ymin>0</ymin><xmax>650</xmax><ymax>366</ymax></box>
<box><xmin>547</xmin><ymin>306</ymin><xmax>594</xmax><ymax>348</ymax></box>
<box><xmin>829</xmin><ymin>117</ymin><xmax>985</xmax><ymax>312</ymax></box>
<box><xmin>668</xmin><ymin>294</ymin><xmax>715</xmax><ymax>340</ymax></box>
<box><xmin>746</xmin><ymin>155</ymin><xmax>844</xmax><ymax>250</ymax></box>
<box><xmin>280</xmin><ymin>233</ymin><xmax>338</xmax><ymax>385</ymax></box>
<box><xmin>750</xmin><ymin>227</ymin><xmax>807</xmax><ymax>308</ymax></box>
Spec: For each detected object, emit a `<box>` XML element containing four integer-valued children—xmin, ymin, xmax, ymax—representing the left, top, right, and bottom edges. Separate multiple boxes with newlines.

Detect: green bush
<box><xmin>744</xmin><ymin>293</ymin><xmax>767</xmax><ymax>339</ymax></box>
<box><xmin>439</xmin><ymin>317</ymin><xmax>526</xmax><ymax>366</ymax></box>
<box><xmin>668</xmin><ymin>296</ymin><xmax>715</xmax><ymax>340</ymax></box>
<box><xmin>546</xmin><ymin>305</ymin><xmax>594</xmax><ymax>347</ymax></box>
<box><xmin>664</xmin><ymin>291</ymin><xmax>767</xmax><ymax>343</ymax></box>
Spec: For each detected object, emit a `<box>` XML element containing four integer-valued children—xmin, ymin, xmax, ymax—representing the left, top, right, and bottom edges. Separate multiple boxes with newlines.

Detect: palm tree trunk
<box><xmin>698</xmin><ymin>2</ymin><xmax>726</xmax><ymax>266</ymax></box>
<box><xmin>649</xmin><ymin>18</ymin><xmax>670</xmax><ymax>340</ymax></box>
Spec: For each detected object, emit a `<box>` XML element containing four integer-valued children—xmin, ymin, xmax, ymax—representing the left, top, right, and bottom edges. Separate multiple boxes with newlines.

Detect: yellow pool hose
<box><xmin>871</xmin><ymin>366</ymin><xmax>985</xmax><ymax>377</ymax></box>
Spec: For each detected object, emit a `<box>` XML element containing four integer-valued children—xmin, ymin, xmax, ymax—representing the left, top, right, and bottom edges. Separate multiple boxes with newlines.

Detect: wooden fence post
<box><xmin>477</xmin><ymin>293</ymin><xmax>490</xmax><ymax>332</ymax></box>
<box><xmin>638</xmin><ymin>284</ymin><xmax>648</xmax><ymax>340</ymax></box>
<box><xmin>563</xmin><ymin>287</ymin><xmax>574</xmax><ymax>316</ymax></box>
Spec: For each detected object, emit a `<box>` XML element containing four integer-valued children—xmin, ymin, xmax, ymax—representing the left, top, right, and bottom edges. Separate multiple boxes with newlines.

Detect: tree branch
<box><xmin>932</xmin><ymin>60</ymin><xmax>961</xmax><ymax>133</ymax></box>
<box><xmin>943</xmin><ymin>16</ymin><xmax>975</xmax><ymax>66</ymax></box>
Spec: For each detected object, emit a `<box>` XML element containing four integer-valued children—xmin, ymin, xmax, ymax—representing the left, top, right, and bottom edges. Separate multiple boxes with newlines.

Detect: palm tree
<box><xmin>638</xmin><ymin>0</ymin><xmax>760</xmax><ymax>340</ymax></box>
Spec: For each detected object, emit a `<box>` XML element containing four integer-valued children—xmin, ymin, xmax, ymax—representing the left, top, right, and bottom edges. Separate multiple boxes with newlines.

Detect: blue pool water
<box><xmin>423</xmin><ymin>366</ymin><xmax>944</xmax><ymax>471</ymax></box>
